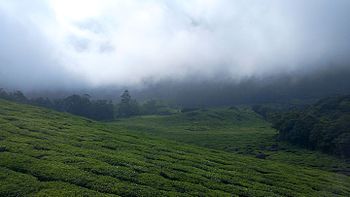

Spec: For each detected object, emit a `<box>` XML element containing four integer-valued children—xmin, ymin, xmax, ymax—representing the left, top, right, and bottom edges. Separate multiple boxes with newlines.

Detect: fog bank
<box><xmin>1</xmin><ymin>0</ymin><xmax>350</xmax><ymax>91</ymax></box>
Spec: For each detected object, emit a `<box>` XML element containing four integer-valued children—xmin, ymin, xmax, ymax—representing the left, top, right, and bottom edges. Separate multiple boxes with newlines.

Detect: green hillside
<box><xmin>112</xmin><ymin>108</ymin><xmax>350</xmax><ymax>174</ymax></box>
<box><xmin>1</xmin><ymin>99</ymin><xmax>350</xmax><ymax>196</ymax></box>
<box><xmin>111</xmin><ymin>107</ymin><xmax>273</xmax><ymax>153</ymax></box>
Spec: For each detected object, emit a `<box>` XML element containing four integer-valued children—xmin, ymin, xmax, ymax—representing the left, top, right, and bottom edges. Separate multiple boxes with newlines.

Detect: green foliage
<box><xmin>53</xmin><ymin>95</ymin><xmax>114</xmax><ymax>121</ymax></box>
<box><xmin>0</xmin><ymin>89</ymin><xmax>28</xmax><ymax>103</ymax></box>
<box><xmin>272</xmin><ymin>95</ymin><xmax>350</xmax><ymax>157</ymax></box>
<box><xmin>113</xmin><ymin>106</ymin><xmax>350</xmax><ymax>175</ymax></box>
<box><xmin>0</xmin><ymin>89</ymin><xmax>177</xmax><ymax>121</ymax></box>
<box><xmin>0</xmin><ymin>89</ymin><xmax>114</xmax><ymax>121</ymax></box>
<box><xmin>113</xmin><ymin>107</ymin><xmax>274</xmax><ymax>154</ymax></box>
<box><xmin>0</xmin><ymin>99</ymin><xmax>350</xmax><ymax>196</ymax></box>
<box><xmin>116</xmin><ymin>90</ymin><xmax>140</xmax><ymax>118</ymax></box>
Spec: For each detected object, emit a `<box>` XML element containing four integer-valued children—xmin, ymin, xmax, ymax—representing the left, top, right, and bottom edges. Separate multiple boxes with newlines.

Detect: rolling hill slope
<box><xmin>0</xmin><ymin>99</ymin><xmax>350</xmax><ymax>196</ymax></box>
<box><xmin>111</xmin><ymin>108</ymin><xmax>350</xmax><ymax>174</ymax></box>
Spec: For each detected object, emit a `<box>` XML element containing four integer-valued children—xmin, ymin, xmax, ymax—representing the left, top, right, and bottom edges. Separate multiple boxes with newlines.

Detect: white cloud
<box><xmin>0</xmin><ymin>0</ymin><xmax>350</xmax><ymax>89</ymax></box>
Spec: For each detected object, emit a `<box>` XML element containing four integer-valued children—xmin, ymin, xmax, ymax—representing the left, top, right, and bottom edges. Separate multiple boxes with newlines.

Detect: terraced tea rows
<box><xmin>0</xmin><ymin>99</ymin><xmax>349</xmax><ymax>196</ymax></box>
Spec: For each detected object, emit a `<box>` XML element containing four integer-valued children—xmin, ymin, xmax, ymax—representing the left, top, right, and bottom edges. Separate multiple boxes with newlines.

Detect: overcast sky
<box><xmin>0</xmin><ymin>0</ymin><xmax>350</xmax><ymax>90</ymax></box>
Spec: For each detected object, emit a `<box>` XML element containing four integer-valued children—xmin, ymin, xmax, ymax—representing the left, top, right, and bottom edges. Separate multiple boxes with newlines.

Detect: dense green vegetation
<box><xmin>115</xmin><ymin>90</ymin><xmax>175</xmax><ymax>118</ymax></box>
<box><xmin>0</xmin><ymin>89</ymin><xmax>115</xmax><ymax>121</ymax></box>
<box><xmin>0</xmin><ymin>89</ymin><xmax>175</xmax><ymax>121</ymax></box>
<box><xmin>256</xmin><ymin>95</ymin><xmax>350</xmax><ymax>158</ymax></box>
<box><xmin>1</xmin><ymin>99</ymin><xmax>350</xmax><ymax>196</ymax></box>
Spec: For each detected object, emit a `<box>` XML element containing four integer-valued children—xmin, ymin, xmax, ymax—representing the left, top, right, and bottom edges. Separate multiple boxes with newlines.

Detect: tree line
<box><xmin>253</xmin><ymin>95</ymin><xmax>350</xmax><ymax>158</ymax></box>
<box><xmin>0</xmin><ymin>89</ymin><xmax>174</xmax><ymax>121</ymax></box>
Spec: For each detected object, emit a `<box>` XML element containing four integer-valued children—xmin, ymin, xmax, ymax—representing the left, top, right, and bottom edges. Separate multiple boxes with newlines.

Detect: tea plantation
<box><xmin>112</xmin><ymin>108</ymin><xmax>350</xmax><ymax>174</ymax></box>
<box><xmin>0</xmin><ymin>99</ymin><xmax>350</xmax><ymax>196</ymax></box>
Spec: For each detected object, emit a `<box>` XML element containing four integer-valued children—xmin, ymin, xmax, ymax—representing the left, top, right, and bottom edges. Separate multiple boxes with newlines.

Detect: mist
<box><xmin>1</xmin><ymin>0</ymin><xmax>350</xmax><ymax>103</ymax></box>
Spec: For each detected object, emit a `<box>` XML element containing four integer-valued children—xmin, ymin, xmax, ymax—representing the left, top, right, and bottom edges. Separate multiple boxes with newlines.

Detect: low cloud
<box><xmin>0</xmin><ymin>0</ymin><xmax>350</xmax><ymax>90</ymax></box>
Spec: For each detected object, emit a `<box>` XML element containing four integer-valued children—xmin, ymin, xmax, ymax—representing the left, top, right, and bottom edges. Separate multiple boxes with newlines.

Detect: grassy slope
<box><xmin>112</xmin><ymin>108</ymin><xmax>350</xmax><ymax>174</ymax></box>
<box><xmin>112</xmin><ymin>108</ymin><xmax>274</xmax><ymax>153</ymax></box>
<box><xmin>0</xmin><ymin>100</ymin><xmax>349</xmax><ymax>196</ymax></box>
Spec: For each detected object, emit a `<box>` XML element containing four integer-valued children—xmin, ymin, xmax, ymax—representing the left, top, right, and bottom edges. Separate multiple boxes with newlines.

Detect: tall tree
<box><xmin>117</xmin><ymin>90</ymin><xmax>139</xmax><ymax>117</ymax></box>
<box><xmin>121</xmin><ymin>90</ymin><xmax>131</xmax><ymax>104</ymax></box>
